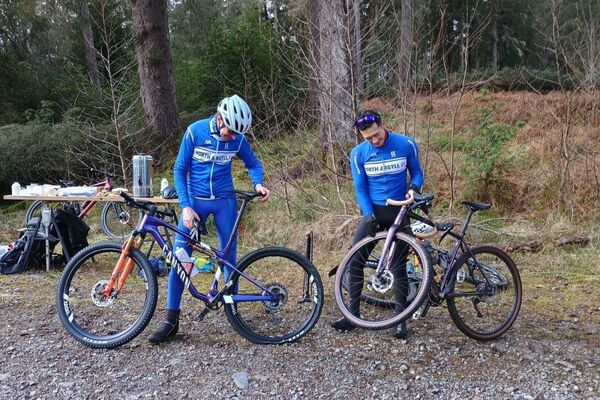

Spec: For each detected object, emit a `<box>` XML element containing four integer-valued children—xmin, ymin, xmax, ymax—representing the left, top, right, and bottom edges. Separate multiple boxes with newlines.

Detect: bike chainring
<box><xmin>428</xmin><ymin>281</ymin><xmax>444</xmax><ymax>306</ymax></box>
<box><xmin>367</xmin><ymin>270</ymin><xmax>394</xmax><ymax>293</ymax></box>
<box><xmin>262</xmin><ymin>283</ymin><xmax>287</xmax><ymax>313</ymax></box>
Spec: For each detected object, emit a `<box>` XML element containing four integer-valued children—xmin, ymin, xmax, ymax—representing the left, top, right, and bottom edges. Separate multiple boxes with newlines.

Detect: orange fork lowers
<box><xmin>101</xmin><ymin>236</ymin><xmax>143</xmax><ymax>298</ymax></box>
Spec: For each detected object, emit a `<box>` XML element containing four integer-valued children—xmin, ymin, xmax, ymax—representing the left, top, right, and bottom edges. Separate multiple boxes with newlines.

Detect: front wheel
<box><xmin>446</xmin><ymin>246</ymin><xmax>522</xmax><ymax>341</ymax></box>
<box><xmin>56</xmin><ymin>242</ymin><xmax>158</xmax><ymax>349</ymax></box>
<box><xmin>224</xmin><ymin>247</ymin><xmax>324</xmax><ymax>344</ymax></box>
<box><xmin>100</xmin><ymin>202</ymin><xmax>140</xmax><ymax>238</ymax></box>
<box><xmin>333</xmin><ymin>231</ymin><xmax>432</xmax><ymax>330</ymax></box>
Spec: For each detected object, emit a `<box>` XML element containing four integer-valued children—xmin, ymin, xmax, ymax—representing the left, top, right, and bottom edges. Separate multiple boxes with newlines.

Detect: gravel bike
<box><xmin>333</xmin><ymin>191</ymin><xmax>522</xmax><ymax>341</ymax></box>
<box><xmin>56</xmin><ymin>190</ymin><xmax>324</xmax><ymax>349</ymax></box>
<box><xmin>24</xmin><ymin>169</ymin><xmax>140</xmax><ymax>239</ymax></box>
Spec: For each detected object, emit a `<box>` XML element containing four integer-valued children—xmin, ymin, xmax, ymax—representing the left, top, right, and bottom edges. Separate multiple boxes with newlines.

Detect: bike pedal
<box><xmin>196</xmin><ymin>307</ymin><xmax>209</xmax><ymax>322</ymax></box>
<box><xmin>412</xmin><ymin>310</ymin><xmax>421</xmax><ymax>320</ymax></box>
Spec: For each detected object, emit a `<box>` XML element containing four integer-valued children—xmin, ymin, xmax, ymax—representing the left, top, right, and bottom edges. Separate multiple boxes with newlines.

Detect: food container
<box><xmin>132</xmin><ymin>154</ymin><xmax>153</xmax><ymax>197</ymax></box>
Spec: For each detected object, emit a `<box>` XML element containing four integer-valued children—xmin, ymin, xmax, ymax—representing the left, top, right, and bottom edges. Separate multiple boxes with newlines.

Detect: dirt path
<box><xmin>1</xmin><ymin>270</ymin><xmax>599</xmax><ymax>400</ymax></box>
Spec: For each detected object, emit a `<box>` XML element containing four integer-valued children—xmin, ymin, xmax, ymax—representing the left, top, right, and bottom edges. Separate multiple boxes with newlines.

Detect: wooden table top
<box><xmin>3</xmin><ymin>194</ymin><xmax>179</xmax><ymax>204</ymax></box>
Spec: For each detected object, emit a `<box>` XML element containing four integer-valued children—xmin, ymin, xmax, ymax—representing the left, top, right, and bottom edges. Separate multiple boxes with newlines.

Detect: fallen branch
<box><xmin>556</xmin><ymin>236</ymin><xmax>591</xmax><ymax>247</ymax></box>
<box><xmin>504</xmin><ymin>240</ymin><xmax>543</xmax><ymax>253</ymax></box>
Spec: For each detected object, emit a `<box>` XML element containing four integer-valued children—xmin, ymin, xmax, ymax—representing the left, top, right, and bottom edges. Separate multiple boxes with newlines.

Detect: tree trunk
<box><xmin>317</xmin><ymin>0</ymin><xmax>353</xmax><ymax>148</ymax></box>
<box><xmin>131</xmin><ymin>0</ymin><xmax>179</xmax><ymax>140</ymax></box>
<box><xmin>308</xmin><ymin>0</ymin><xmax>321</xmax><ymax>121</ymax></box>
<box><xmin>80</xmin><ymin>1</ymin><xmax>101</xmax><ymax>93</ymax></box>
<box><xmin>490</xmin><ymin>0</ymin><xmax>498</xmax><ymax>70</ymax></box>
<box><xmin>398</xmin><ymin>0</ymin><xmax>414</xmax><ymax>104</ymax></box>
<box><xmin>352</xmin><ymin>0</ymin><xmax>362</xmax><ymax>114</ymax></box>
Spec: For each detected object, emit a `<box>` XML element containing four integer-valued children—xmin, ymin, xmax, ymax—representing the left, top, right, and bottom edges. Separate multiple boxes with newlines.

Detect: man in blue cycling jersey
<box><xmin>149</xmin><ymin>94</ymin><xmax>271</xmax><ymax>344</ymax></box>
<box><xmin>331</xmin><ymin>110</ymin><xmax>423</xmax><ymax>339</ymax></box>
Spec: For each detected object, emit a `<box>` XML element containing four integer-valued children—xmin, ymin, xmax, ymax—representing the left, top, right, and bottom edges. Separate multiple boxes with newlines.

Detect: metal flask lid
<box><xmin>132</xmin><ymin>154</ymin><xmax>154</xmax><ymax>197</ymax></box>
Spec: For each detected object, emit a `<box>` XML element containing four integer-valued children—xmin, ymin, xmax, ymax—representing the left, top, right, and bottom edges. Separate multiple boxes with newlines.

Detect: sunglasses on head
<box><xmin>355</xmin><ymin>113</ymin><xmax>381</xmax><ymax>130</ymax></box>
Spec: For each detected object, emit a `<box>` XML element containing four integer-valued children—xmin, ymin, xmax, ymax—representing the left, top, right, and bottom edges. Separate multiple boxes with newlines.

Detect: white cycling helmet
<box><xmin>411</xmin><ymin>221</ymin><xmax>435</xmax><ymax>236</ymax></box>
<box><xmin>217</xmin><ymin>94</ymin><xmax>252</xmax><ymax>134</ymax></box>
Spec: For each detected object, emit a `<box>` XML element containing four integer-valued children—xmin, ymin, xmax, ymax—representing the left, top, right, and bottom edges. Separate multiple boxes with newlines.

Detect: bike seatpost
<box><xmin>458</xmin><ymin>208</ymin><xmax>475</xmax><ymax>237</ymax></box>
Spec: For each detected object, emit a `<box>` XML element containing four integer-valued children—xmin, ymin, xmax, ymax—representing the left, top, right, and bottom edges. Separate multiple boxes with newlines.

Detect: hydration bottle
<box><xmin>160</xmin><ymin>178</ymin><xmax>169</xmax><ymax>194</ymax></box>
<box><xmin>11</xmin><ymin>182</ymin><xmax>21</xmax><ymax>195</ymax></box>
<box><xmin>175</xmin><ymin>247</ymin><xmax>197</xmax><ymax>277</ymax></box>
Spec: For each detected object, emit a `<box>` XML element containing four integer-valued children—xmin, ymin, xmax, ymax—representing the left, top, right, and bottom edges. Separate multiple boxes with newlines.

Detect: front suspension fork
<box><xmin>101</xmin><ymin>235</ymin><xmax>144</xmax><ymax>297</ymax></box>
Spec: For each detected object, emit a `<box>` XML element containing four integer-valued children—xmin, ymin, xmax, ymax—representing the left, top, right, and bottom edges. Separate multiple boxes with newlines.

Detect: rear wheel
<box><xmin>224</xmin><ymin>247</ymin><xmax>324</xmax><ymax>344</ymax></box>
<box><xmin>56</xmin><ymin>242</ymin><xmax>158</xmax><ymax>349</ymax></box>
<box><xmin>446</xmin><ymin>246</ymin><xmax>522</xmax><ymax>341</ymax></box>
<box><xmin>333</xmin><ymin>231</ymin><xmax>432</xmax><ymax>330</ymax></box>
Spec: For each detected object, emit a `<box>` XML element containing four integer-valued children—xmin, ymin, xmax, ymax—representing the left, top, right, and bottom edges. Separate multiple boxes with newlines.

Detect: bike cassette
<box><xmin>367</xmin><ymin>270</ymin><xmax>394</xmax><ymax>293</ymax></box>
<box><xmin>262</xmin><ymin>283</ymin><xmax>287</xmax><ymax>313</ymax></box>
<box><xmin>477</xmin><ymin>282</ymin><xmax>498</xmax><ymax>304</ymax></box>
<box><xmin>91</xmin><ymin>280</ymin><xmax>114</xmax><ymax>307</ymax></box>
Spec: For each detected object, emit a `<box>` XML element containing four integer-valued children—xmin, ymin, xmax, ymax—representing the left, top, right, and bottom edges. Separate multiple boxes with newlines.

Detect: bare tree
<box><xmin>80</xmin><ymin>1</ymin><xmax>101</xmax><ymax>93</ymax></box>
<box><xmin>131</xmin><ymin>0</ymin><xmax>179</xmax><ymax>140</ymax></box>
<box><xmin>67</xmin><ymin>0</ymin><xmax>147</xmax><ymax>185</ymax></box>
<box><xmin>398</xmin><ymin>0</ymin><xmax>414</xmax><ymax>106</ymax></box>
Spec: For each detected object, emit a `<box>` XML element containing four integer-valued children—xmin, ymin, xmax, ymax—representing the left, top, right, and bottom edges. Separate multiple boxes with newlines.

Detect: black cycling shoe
<box><xmin>148</xmin><ymin>310</ymin><xmax>179</xmax><ymax>344</ymax></box>
<box><xmin>391</xmin><ymin>321</ymin><xmax>409</xmax><ymax>339</ymax></box>
<box><xmin>330</xmin><ymin>317</ymin><xmax>356</xmax><ymax>331</ymax></box>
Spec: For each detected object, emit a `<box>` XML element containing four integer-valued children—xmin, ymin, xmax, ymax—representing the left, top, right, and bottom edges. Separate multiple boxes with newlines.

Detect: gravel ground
<box><xmin>1</xmin><ymin>271</ymin><xmax>599</xmax><ymax>400</ymax></box>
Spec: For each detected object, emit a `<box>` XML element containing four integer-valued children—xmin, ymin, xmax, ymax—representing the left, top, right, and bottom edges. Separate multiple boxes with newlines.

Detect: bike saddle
<box><xmin>230</xmin><ymin>189</ymin><xmax>263</xmax><ymax>199</ymax></box>
<box><xmin>461</xmin><ymin>200</ymin><xmax>491</xmax><ymax>212</ymax></box>
<box><xmin>436</xmin><ymin>222</ymin><xmax>454</xmax><ymax>231</ymax></box>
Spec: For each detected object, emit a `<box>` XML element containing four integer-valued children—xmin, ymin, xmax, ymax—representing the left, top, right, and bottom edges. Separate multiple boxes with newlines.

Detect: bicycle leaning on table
<box><xmin>333</xmin><ymin>191</ymin><xmax>522</xmax><ymax>341</ymax></box>
<box><xmin>25</xmin><ymin>168</ymin><xmax>139</xmax><ymax>239</ymax></box>
<box><xmin>56</xmin><ymin>190</ymin><xmax>324</xmax><ymax>349</ymax></box>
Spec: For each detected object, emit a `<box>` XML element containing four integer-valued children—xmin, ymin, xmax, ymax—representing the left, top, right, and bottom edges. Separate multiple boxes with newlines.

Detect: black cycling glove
<box><xmin>365</xmin><ymin>214</ymin><xmax>378</xmax><ymax>237</ymax></box>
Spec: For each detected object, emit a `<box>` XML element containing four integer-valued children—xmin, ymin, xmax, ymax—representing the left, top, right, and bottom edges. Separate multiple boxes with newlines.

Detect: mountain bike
<box><xmin>333</xmin><ymin>191</ymin><xmax>522</xmax><ymax>341</ymax></box>
<box><xmin>24</xmin><ymin>168</ymin><xmax>139</xmax><ymax>238</ymax></box>
<box><xmin>56</xmin><ymin>190</ymin><xmax>324</xmax><ymax>349</ymax></box>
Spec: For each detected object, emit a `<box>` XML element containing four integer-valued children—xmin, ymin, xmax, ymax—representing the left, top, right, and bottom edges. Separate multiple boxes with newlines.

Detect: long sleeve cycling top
<box><xmin>350</xmin><ymin>131</ymin><xmax>424</xmax><ymax>217</ymax></box>
<box><xmin>173</xmin><ymin>116</ymin><xmax>264</xmax><ymax>209</ymax></box>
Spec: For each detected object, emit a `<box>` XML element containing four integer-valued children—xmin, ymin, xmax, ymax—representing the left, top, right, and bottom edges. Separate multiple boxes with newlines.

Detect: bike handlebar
<box><xmin>90</xmin><ymin>167</ymin><xmax>117</xmax><ymax>180</ymax></box>
<box><xmin>116</xmin><ymin>190</ymin><xmax>176</xmax><ymax>220</ymax></box>
<box><xmin>386</xmin><ymin>190</ymin><xmax>415</xmax><ymax>207</ymax></box>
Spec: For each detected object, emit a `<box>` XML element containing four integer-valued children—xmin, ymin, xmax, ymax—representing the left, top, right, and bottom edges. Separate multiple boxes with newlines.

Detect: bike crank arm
<box><xmin>412</xmin><ymin>302</ymin><xmax>431</xmax><ymax>320</ymax></box>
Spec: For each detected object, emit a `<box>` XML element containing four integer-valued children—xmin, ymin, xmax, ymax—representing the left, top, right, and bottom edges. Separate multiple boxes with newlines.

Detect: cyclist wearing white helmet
<box><xmin>149</xmin><ymin>94</ymin><xmax>271</xmax><ymax>344</ymax></box>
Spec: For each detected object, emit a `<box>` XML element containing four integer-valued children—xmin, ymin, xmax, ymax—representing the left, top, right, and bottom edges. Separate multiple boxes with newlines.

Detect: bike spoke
<box><xmin>447</xmin><ymin>247</ymin><xmax>521</xmax><ymax>340</ymax></box>
<box><xmin>225</xmin><ymin>248</ymin><xmax>323</xmax><ymax>344</ymax></box>
<box><xmin>335</xmin><ymin>232</ymin><xmax>432</xmax><ymax>329</ymax></box>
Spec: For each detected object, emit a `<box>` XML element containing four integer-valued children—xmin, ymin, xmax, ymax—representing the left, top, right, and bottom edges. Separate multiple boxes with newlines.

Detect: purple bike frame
<box><xmin>136</xmin><ymin>213</ymin><xmax>276</xmax><ymax>305</ymax></box>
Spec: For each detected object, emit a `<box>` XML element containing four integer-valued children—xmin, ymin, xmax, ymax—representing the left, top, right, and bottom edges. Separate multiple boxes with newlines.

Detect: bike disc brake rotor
<box><xmin>91</xmin><ymin>280</ymin><xmax>115</xmax><ymax>307</ymax></box>
<box><xmin>367</xmin><ymin>270</ymin><xmax>394</xmax><ymax>293</ymax></box>
<box><xmin>117</xmin><ymin>209</ymin><xmax>131</xmax><ymax>224</ymax></box>
<box><xmin>262</xmin><ymin>283</ymin><xmax>287</xmax><ymax>313</ymax></box>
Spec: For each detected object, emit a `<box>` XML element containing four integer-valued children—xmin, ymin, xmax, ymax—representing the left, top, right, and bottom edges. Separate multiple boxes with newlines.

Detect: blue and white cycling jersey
<box><xmin>173</xmin><ymin>115</ymin><xmax>263</xmax><ymax>208</ymax></box>
<box><xmin>350</xmin><ymin>131</ymin><xmax>424</xmax><ymax>217</ymax></box>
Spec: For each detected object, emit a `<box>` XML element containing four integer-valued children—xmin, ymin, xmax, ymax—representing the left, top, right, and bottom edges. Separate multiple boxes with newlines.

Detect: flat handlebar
<box><xmin>116</xmin><ymin>190</ymin><xmax>175</xmax><ymax>220</ymax></box>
